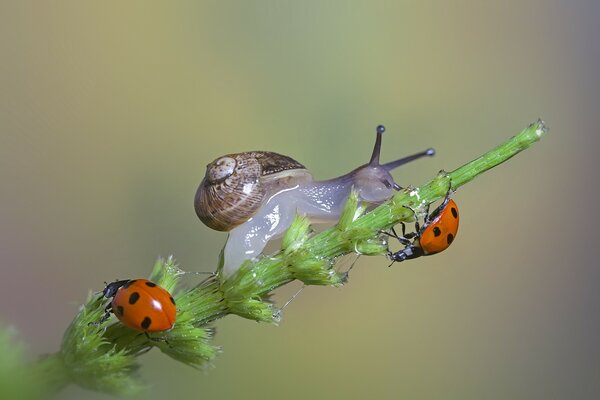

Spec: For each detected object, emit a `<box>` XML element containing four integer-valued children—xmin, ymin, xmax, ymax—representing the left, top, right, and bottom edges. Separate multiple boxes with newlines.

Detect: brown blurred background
<box><xmin>1</xmin><ymin>1</ymin><xmax>599</xmax><ymax>399</ymax></box>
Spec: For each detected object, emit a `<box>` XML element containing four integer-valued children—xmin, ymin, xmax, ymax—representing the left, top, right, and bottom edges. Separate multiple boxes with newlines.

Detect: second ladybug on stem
<box><xmin>388</xmin><ymin>189</ymin><xmax>459</xmax><ymax>264</ymax></box>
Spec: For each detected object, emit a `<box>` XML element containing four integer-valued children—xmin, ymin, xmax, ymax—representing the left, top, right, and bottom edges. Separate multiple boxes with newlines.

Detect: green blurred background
<box><xmin>1</xmin><ymin>1</ymin><xmax>599</xmax><ymax>399</ymax></box>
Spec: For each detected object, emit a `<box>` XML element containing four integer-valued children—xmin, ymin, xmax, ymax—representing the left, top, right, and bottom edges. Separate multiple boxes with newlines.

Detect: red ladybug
<box><xmin>388</xmin><ymin>192</ymin><xmax>459</xmax><ymax>263</ymax></box>
<box><xmin>101</xmin><ymin>279</ymin><xmax>176</xmax><ymax>333</ymax></box>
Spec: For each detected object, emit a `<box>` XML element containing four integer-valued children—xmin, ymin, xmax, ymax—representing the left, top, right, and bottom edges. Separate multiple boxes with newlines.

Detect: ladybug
<box><xmin>101</xmin><ymin>279</ymin><xmax>176</xmax><ymax>333</ymax></box>
<box><xmin>388</xmin><ymin>190</ymin><xmax>459</xmax><ymax>264</ymax></box>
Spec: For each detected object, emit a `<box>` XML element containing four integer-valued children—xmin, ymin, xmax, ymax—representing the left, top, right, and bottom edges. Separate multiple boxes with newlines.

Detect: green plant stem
<box><xmin>28</xmin><ymin>119</ymin><xmax>546</xmax><ymax>397</ymax></box>
<box><xmin>31</xmin><ymin>354</ymin><xmax>70</xmax><ymax>394</ymax></box>
<box><xmin>219</xmin><ymin>119</ymin><xmax>548</xmax><ymax>319</ymax></box>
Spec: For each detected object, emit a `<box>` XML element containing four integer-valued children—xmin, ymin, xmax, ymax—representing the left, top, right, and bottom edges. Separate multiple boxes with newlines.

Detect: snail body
<box><xmin>195</xmin><ymin>126</ymin><xmax>435</xmax><ymax>277</ymax></box>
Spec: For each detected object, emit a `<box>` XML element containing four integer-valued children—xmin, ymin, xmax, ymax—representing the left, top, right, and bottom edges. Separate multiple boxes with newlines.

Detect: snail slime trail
<box><xmin>195</xmin><ymin>125</ymin><xmax>436</xmax><ymax>277</ymax></box>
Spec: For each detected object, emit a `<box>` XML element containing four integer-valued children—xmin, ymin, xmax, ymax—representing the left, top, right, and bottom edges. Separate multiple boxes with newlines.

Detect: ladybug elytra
<box><xmin>101</xmin><ymin>279</ymin><xmax>176</xmax><ymax>333</ymax></box>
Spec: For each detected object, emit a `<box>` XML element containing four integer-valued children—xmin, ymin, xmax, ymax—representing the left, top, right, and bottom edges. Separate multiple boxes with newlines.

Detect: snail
<box><xmin>195</xmin><ymin>125</ymin><xmax>435</xmax><ymax>277</ymax></box>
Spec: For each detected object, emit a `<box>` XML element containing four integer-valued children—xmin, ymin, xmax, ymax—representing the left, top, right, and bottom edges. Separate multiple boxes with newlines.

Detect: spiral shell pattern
<box><xmin>195</xmin><ymin>151</ymin><xmax>308</xmax><ymax>231</ymax></box>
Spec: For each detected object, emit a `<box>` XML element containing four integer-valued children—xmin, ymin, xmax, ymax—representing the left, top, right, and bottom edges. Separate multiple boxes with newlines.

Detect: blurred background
<box><xmin>1</xmin><ymin>1</ymin><xmax>599</xmax><ymax>399</ymax></box>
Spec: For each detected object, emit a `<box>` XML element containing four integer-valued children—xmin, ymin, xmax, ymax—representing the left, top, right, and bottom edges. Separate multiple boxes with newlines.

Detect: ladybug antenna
<box><xmin>95</xmin><ymin>281</ymin><xmax>109</xmax><ymax>296</ymax></box>
<box><xmin>369</xmin><ymin>125</ymin><xmax>386</xmax><ymax>166</ymax></box>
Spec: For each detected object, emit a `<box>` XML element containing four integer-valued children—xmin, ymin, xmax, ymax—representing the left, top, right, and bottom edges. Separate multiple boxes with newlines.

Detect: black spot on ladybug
<box><xmin>170</xmin><ymin>296</ymin><xmax>176</xmax><ymax>305</ymax></box>
<box><xmin>123</xmin><ymin>280</ymin><xmax>137</xmax><ymax>289</ymax></box>
<box><xmin>129</xmin><ymin>292</ymin><xmax>140</xmax><ymax>305</ymax></box>
<box><xmin>116</xmin><ymin>306</ymin><xmax>124</xmax><ymax>316</ymax></box>
<box><xmin>145</xmin><ymin>281</ymin><xmax>157</xmax><ymax>288</ymax></box>
<box><xmin>447</xmin><ymin>233</ymin><xmax>455</xmax><ymax>245</ymax></box>
<box><xmin>141</xmin><ymin>317</ymin><xmax>152</xmax><ymax>330</ymax></box>
<box><xmin>433</xmin><ymin>227</ymin><xmax>442</xmax><ymax>237</ymax></box>
<box><xmin>451</xmin><ymin>207</ymin><xmax>458</xmax><ymax>219</ymax></box>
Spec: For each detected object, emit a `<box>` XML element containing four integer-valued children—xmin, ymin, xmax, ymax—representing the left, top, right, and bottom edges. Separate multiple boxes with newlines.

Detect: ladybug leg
<box><xmin>425</xmin><ymin>180</ymin><xmax>453</xmax><ymax>223</ymax></box>
<box><xmin>398</xmin><ymin>223</ymin><xmax>418</xmax><ymax>240</ymax></box>
<box><xmin>144</xmin><ymin>332</ymin><xmax>170</xmax><ymax>345</ymax></box>
<box><xmin>402</xmin><ymin>205</ymin><xmax>421</xmax><ymax>233</ymax></box>
<box><xmin>399</xmin><ymin>222</ymin><xmax>406</xmax><ymax>236</ymax></box>
<box><xmin>89</xmin><ymin>304</ymin><xmax>113</xmax><ymax>327</ymax></box>
<box><xmin>384</xmin><ymin>227</ymin><xmax>414</xmax><ymax>267</ymax></box>
<box><xmin>99</xmin><ymin>303</ymin><xmax>114</xmax><ymax>323</ymax></box>
<box><xmin>396</xmin><ymin>222</ymin><xmax>409</xmax><ymax>238</ymax></box>
<box><xmin>381</xmin><ymin>227</ymin><xmax>412</xmax><ymax>245</ymax></box>
<box><xmin>423</xmin><ymin>203</ymin><xmax>432</xmax><ymax>224</ymax></box>
<box><xmin>391</xmin><ymin>226</ymin><xmax>414</xmax><ymax>245</ymax></box>
<box><xmin>437</xmin><ymin>184</ymin><xmax>453</xmax><ymax>213</ymax></box>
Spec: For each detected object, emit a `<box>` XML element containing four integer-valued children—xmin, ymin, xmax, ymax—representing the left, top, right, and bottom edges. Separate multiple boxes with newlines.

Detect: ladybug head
<box><xmin>102</xmin><ymin>279</ymin><xmax>131</xmax><ymax>298</ymax></box>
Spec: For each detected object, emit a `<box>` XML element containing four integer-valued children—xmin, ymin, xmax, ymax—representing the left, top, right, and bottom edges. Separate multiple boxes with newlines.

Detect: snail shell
<box><xmin>194</xmin><ymin>151</ymin><xmax>312</xmax><ymax>231</ymax></box>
